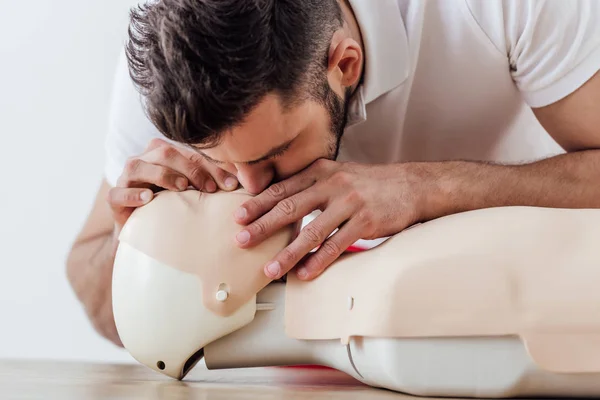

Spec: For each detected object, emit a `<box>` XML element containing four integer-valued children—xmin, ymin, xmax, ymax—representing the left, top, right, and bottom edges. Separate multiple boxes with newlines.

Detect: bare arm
<box><xmin>66</xmin><ymin>179</ymin><xmax>123</xmax><ymax>346</ymax></box>
<box><xmin>425</xmin><ymin>71</ymin><xmax>600</xmax><ymax>219</ymax></box>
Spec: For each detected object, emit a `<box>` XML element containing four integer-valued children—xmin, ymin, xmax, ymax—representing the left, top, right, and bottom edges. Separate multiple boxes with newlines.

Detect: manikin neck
<box><xmin>202</xmin><ymin>281</ymin><xmax>352</xmax><ymax>372</ymax></box>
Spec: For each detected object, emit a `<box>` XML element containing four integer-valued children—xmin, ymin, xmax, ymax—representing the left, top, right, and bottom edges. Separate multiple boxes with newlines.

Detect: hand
<box><xmin>107</xmin><ymin>138</ymin><xmax>239</xmax><ymax>230</ymax></box>
<box><xmin>233</xmin><ymin>159</ymin><xmax>431</xmax><ymax>280</ymax></box>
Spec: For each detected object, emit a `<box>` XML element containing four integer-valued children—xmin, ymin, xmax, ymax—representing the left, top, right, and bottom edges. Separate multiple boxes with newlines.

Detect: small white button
<box><xmin>347</xmin><ymin>296</ymin><xmax>354</xmax><ymax>310</ymax></box>
<box><xmin>216</xmin><ymin>290</ymin><xmax>229</xmax><ymax>302</ymax></box>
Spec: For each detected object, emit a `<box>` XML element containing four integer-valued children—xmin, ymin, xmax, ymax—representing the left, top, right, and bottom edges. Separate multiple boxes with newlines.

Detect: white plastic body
<box><xmin>203</xmin><ymin>283</ymin><xmax>362</xmax><ymax>380</ymax></box>
<box><xmin>351</xmin><ymin>337</ymin><xmax>600</xmax><ymax>398</ymax></box>
<box><xmin>204</xmin><ymin>283</ymin><xmax>600</xmax><ymax>398</ymax></box>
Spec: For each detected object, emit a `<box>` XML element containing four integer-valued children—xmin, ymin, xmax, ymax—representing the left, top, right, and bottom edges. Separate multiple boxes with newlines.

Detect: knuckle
<box><xmin>356</xmin><ymin>210</ymin><xmax>376</xmax><ymax>234</ymax></box>
<box><xmin>157</xmin><ymin>145</ymin><xmax>177</xmax><ymax>161</ymax></box>
<box><xmin>276</xmin><ymin>198</ymin><xmax>297</xmax><ymax>217</ymax></box>
<box><xmin>189</xmin><ymin>165</ymin><xmax>206</xmax><ymax>181</ymax></box>
<box><xmin>253</xmin><ymin>220</ymin><xmax>268</xmax><ymax>236</ymax></box>
<box><xmin>147</xmin><ymin>137</ymin><xmax>166</xmax><ymax>150</ymax></box>
<box><xmin>303</xmin><ymin>224</ymin><xmax>324</xmax><ymax>246</ymax></box>
<box><xmin>279</xmin><ymin>247</ymin><xmax>297</xmax><ymax>265</ymax></box>
<box><xmin>149</xmin><ymin>137</ymin><xmax>163</xmax><ymax>147</ymax></box>
<box><xmin>124</xmin><ymin>157</ymin><xmax>142</xmax><ymax>176</ymax></box>
<box><xmin>320</xmin><ymin>239</ymin><xmax>342</xmax><ymax>258</ymax></box>
<box><xmin>344</xmin><ymin>189</ymin><xmax>365</xmax><ymax>206</ymax></box>
<box><xmin>331</xmin><ymin>171</ymin><xmax>353</xmax><ymax>186</ymax></box>
<box><xmin>313</xmin><ymin>158</ymin><xmax>330</xmax><ymax>170</ymax></box>
<box><xmin>307</xmin><ymin>254</ymin><xmax>327</xmax><ymax>273</ymax></box>
<box><xmin>356</xmin><ymin>209</ymin><xmax>374</xmax><ymax>224</ymax></box>
<box><xmin>187</xmin><ymin>151</ymin><xmax>205</xmax><ymax>165</ymax></box>
<box><xmin>156</xmin><ymin>168</ymin><xmax>176</xmax><ymax>186</ymax></box>
<box><xmin>267</xmin><ymin>182</ymin><xmax>287</xmax><ymax>200</ymax></box>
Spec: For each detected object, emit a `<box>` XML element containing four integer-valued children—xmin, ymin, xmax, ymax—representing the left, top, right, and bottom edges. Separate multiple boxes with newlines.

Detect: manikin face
<box><xmin>197</xmin><ymin>87</ymin><xmax>351</xmax><ymax>195</ymax></box>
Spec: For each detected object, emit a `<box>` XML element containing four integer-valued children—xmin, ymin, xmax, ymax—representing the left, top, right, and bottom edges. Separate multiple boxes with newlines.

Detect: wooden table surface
<box><xmin>0</xmin><ymin>359</ymin><xmax>452</xmax><ymax>399</ymax></box>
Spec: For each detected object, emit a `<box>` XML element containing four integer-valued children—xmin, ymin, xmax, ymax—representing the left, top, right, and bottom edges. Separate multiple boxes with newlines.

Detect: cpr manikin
<box><xmin>112</xmin><ymin>189</ymin><xmax>600</xmax><ymax>398</ymax></box>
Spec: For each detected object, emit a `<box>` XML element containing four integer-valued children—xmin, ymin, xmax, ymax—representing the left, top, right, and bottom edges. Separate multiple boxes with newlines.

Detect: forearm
<box><xmin>67</xmin><ymin>232</ymin><xmax>114</xmax><ymax>300</ymax></box>
<box><xmin>420</xmin><ymin>149</ymin><xmax>600</xmax><ymax>220</ymax></box>
<box><xmin>66</xmin><ymin>229</ymin><xmax>122</xmax><ymax>346</ymax></box>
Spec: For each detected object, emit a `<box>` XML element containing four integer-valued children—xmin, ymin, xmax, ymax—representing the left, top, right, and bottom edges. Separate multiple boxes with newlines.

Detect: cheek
<box><xmin>275</xmin><ymin>134</ymin><xmax>330</xmax><ymax>179</ymax></box>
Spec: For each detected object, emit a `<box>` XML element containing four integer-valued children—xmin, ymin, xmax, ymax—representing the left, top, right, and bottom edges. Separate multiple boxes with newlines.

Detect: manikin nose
<box><xmin>236</xmin><ymin>166</ymin><xmax>274</xmax><ymax>195</ymax></box>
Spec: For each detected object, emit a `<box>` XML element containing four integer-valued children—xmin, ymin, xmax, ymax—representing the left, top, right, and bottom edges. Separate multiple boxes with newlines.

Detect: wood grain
<box><xmin>0</xmin><ymin>359</ymin><xmax>450</xmax><ymax>399</ymax></box>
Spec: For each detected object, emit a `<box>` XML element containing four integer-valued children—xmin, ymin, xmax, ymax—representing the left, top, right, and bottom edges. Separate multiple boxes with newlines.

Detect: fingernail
<box><xmin>205</xmin><ymin>180</ymin><xmax>217</xmax><ymax>192</ymax></box>
<box><xmin>297</xmin><ymin>267</ymin><xmax>308</xmax><ymax>279</ymax></box>
<box><xmin>235</xmin><ymin>207</ymin><xmax>247</xmax><ymax>220</ymax></box>
<box><xmin>140</xmin><ymin>191</ymin><xmax>152</xmax><ymax>203</ymax></box>
<box><xmin>176</xmin><ymin>177</ymin><xmax>187</xmax><ymax>191</ymax></box>
<box><xmin>236</xmin><ymin>230</ymin><xmax>250</xmax><ymax>244</ymax></box>
<box><xmin>266</xmin><ymin>261</ymin><xmax>281</xmax><ymax>278</ymax></box>
<box><xmin>225</xmin><ymin>176</ymin><xmax>238</xmax><ymax>189</ymax></box>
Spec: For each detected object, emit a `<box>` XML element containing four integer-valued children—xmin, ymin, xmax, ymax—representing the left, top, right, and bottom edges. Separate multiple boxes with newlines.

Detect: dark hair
<box><xmin>125</xmin><ymin>0</ymin><xmax>344</xmax><ymax>147</ymax></box>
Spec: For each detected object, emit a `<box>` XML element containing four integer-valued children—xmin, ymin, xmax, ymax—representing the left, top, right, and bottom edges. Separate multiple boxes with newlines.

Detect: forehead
<box><xmin>198</xmin><ymin>94</ymin><xmax>321</xmax><ymax>162</ymax></box>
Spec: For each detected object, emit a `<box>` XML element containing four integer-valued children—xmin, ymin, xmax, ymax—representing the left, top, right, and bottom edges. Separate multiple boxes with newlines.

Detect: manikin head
<box><xmin>125</xmin><ymin>0</ymin><xmax>364</xmax><ymax>194</ymax></box>
<box><xmin>112</xmin><ymin>189</ymin><xmax>297</xmax><ymax>379</ymax></box>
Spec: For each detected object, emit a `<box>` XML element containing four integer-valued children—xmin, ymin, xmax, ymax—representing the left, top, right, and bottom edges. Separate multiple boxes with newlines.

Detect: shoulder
<box><xmin>461</xmin><ymin>0</ymin><xmax>600</xmax><ymax>107</ymax></box>
<box><xmin>462</xmin><ymin>0</ymin><xmax>599</xmax><ymax>54</ymax></box>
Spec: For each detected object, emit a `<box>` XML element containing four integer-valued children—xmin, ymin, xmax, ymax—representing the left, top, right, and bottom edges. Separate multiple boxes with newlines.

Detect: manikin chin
<box><xmin>112</xmin><ymin>189</ymin><xmax>600</xmax><ymax>399</ymax></box>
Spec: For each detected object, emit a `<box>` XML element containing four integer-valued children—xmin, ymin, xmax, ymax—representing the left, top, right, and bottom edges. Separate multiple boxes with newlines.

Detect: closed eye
<box><xmin>246</xmin><ymin>142</ymin><xmax>291</xmax><ymax>166</ymax></box>
<box><xmin>194</xmin><ymin>138</ymin><xmax>295</xmax><ymax>166</ymax></box>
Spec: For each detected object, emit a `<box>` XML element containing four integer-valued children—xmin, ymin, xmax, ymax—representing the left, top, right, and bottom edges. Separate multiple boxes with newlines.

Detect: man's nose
<box><xmin>235</xmin><ymin>165</ymin><xmax>274</xmax><ymax>195</ymax></box>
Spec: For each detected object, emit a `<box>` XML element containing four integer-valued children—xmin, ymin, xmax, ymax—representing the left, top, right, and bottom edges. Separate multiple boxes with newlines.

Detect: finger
<box><xmin>262</xmin><ymin>205</ymin><xmax>352</xmax><ymax>280</ymax></box>
<box><xmin>203</xmin><ymin>162</ymin><xmax>239</xmax><ymax>191</ymax></box>
<box><xmin>107</xmin><ymin>187</ymin><xmax>153</xmax><ymax>208</ymax></box>
<box><xmin>235</xmin><ymin>186</ymin><xmax>323</xmax><ymax>249</ymax></box>
<box><xmin>140</xmin><ymin>145</ymin><xmax>215</xmax><ymax>192</ymax></box>
<box><xmin>107</xmin><ymin>187</ymin><xmax>154</xmax><ymax>227</ymax></box>
<box><xmin>295</xmin><ymin>216</ymin><xmax>364</xmax><ymax>281</ymax></box>
<box><xmin>174</xmin><ymin>145</ymin><xmax>239</xmax><ymax>192</ymax></box>
<box><xmin>120</xmin><ymin>155</ymin><xmax>192</xmax><ymax>191</ymax></box>
<box><xmin>234</xmin><ymin>169</ymin><xmax>319</xmax><ymax>225</ymax></box>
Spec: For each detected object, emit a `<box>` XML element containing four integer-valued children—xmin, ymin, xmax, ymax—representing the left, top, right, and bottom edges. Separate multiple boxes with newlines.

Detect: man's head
<box><xmin>126</xmin><ymin>0</ymin><xmax>363</xmax><ymax>193</ymax></box>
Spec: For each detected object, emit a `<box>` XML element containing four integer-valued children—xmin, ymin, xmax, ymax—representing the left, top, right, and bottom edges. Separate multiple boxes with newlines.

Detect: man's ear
<box><xmin>327</xmin><ymin>32</ymin><xmax>363</xmax><ymax>95</ymax></box>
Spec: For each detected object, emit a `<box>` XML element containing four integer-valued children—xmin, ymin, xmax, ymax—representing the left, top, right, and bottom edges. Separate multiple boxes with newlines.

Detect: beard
<box><xmin>314</xmin><ymin>80</ymin><xmax>352</xmax><ymax>161</ymax></box>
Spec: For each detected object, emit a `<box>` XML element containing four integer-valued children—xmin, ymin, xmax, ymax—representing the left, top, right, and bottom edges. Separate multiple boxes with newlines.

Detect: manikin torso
<box><xmin>112</xmin><ymin>189</ymin><xmax>600</xmax><ymax>398</ymax></box>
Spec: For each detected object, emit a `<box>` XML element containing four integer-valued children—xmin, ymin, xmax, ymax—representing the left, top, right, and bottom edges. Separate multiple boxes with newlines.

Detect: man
<box><xmin>67</xmin><ymin>0</ymin><xmax>600</xmax><ymax>347</ymax></box>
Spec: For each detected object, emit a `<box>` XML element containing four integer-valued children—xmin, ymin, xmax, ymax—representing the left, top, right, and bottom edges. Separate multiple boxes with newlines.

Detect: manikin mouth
<box><xmin>179</xmin><ymin>347</ymin><xmax>205</xmax><ymax>380</ymax></box>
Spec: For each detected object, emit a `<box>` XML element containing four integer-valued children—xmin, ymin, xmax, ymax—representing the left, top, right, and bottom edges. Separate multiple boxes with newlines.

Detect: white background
<box><xmin>0</xmin><ymin>0</ymin><xmax>140</xmax><ymax>363</ymax></box>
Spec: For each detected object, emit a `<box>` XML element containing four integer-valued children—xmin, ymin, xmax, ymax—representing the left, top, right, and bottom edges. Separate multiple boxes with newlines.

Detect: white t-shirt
<box><xmin>104</xmin><ymin>0</ymin><xmax>600</xmax><ymax>187</ymax></box>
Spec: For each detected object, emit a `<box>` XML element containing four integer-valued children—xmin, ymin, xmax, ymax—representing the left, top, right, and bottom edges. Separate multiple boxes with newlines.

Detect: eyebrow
<box><xmin>199</xmin><ymin>139</ymin><xmax>295</xmax><ymax>166</ymax></box>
